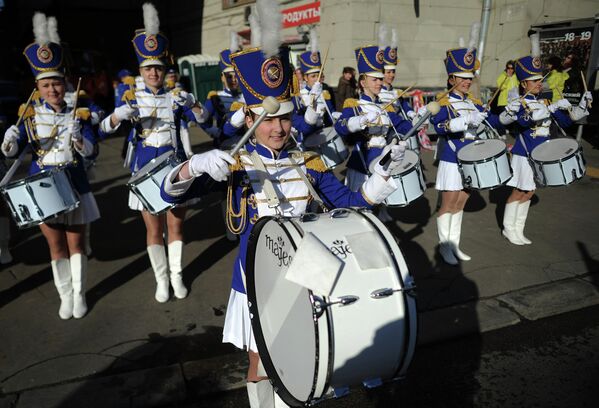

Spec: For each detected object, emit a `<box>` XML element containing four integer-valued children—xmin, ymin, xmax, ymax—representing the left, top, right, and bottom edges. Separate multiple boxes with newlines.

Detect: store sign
<box><xmin>282</xmin><ymin>2</ymin><xmax>320</xmax><ymax>28</ymax></box>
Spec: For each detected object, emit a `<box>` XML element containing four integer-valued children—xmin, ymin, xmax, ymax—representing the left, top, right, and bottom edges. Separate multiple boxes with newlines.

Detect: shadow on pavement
<box><xmin>0</xmin><ymin>264</ymin><xmax>51</xmax><ymax>308</ymax></box>
<box><xmin>577</xmin><ymin>241</ymin><xmax>599</xmax><ymax>289</ymax></box>
<box><xmin>184</xmin><ymin>236</ymin><xmax>237</xmax><ymax>295</ymax></box>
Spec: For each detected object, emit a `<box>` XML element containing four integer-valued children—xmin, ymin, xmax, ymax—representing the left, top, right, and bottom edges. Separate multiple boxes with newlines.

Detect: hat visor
<box><xmin>365</xmin><ymin>71</ymin><xmax>384</xmax><ymax>79</ymax></box>
<box><xmin>36</xmin><ymin>71</ymin><xmax>64</xmax><ymax>81</ymax></box>
<box><xmin>383</xmin><ymin>65</ymin><xmax>396</xmax><ymax>71</ymax></box>
<box><xmin>249</xmin><ymin>100</ymin><xmax>294</xmax><ymax>117</ymax></box>
<box><xmin>303</xmin><ymin>68</ymin><xmax>321</xmax><ymax>75</ymax></box>
<box><xmin>222</xmin><ymin>67</ymin><xmax>235</xmax><ymax>73</ymax></box>
<box><xmin>523</xmin><ymin>74</ymin><xmax>543</xmax><ymax>81</ymax></box>
<box><xmin>452</xmin><ymin>72</ymin><xmax>475</xmax><ymax>79</ymax></box>
<box><xmin>140</xmin><ymin>59</ymin><xmax>165</xmax><ymax>68</ymax></box>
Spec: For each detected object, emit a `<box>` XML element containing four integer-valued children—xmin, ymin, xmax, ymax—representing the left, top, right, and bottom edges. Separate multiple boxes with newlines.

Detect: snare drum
<box><xmin>246</xmin><ymin>208</ymin><xmax>417</xmax><ymax>406</ymax></box>
<box><xmin>1</xmin><ymin>168</ymin><xmax>79</xmax><ymax>229</ymax></box>
<box><xmin>303</xmin><ymin>127</ymin><xmax>349</xmax><ymax>169</ymax></box>
<box><xmin>127</xmin><ymin>151</ymin><xmax>180</xmax><ymax>215</ymax></box>
<box><xmin>530</xmin><ymin>138</ymin><xmax>585</xmax><ymax>187</ymax></box>
<box><xmin>406</xmin><ymin>134</ymin><xmax>420</xmax><ymax>154</ymax></box>
<box><xmin>368</xmin><ymin>150</ymin><xmax>425</xmax><ymax>207</ymax></box>
<box><xmin>457</xmin><ymin>139</ymin><xmax>512</xmax><ymax>190</ymax></box>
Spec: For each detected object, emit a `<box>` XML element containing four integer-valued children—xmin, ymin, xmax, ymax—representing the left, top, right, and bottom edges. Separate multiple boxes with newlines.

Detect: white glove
<box><xmin>188</xmin><ymin>149</ymin><xmax>235</xmax><ymax>181</ymax></box>
<box><xmin>505</xmin><ymin>99</ymin><xmax>521</xmax><ymax>116</ymax></box>
<box><xmin>331</xmin><ymin>111</ymin><xmax>342</xmax><ymax>121</ymax></box>
<box><xmin>360</xmin><ymin>111</ymin><xmax>380</xmax><ymax>127</ymax></box>
<box><xmin>579</xmin><ymin>91</ymin><xmax>593</xmax><ymax>109</ymax></box>
<box><xmin>230</xmin><ymin>107</ymin><xmax>246</xmax><ymax>128</ymax></box>
<box><xmin>548</xmin><ymin>98</ymin><xmax>572</xmax><ymax>113</ymax></box>
<box><xmin>470</xmin><ymin>111</ymin><xmax>488</xmax><ymax>127</ymax></box>
<box><xmin>499</xmin><ymin>110</ymin><xmax>516</xmax><ymax>126</ymax></box>
<box><xmin>309</xmin><ymin>82</ymin><xmax>323</xmax><ymax>100</ymax></box>
<box><xmin>531</xmin><ymin>105</ymin><xmax>550</xmax><ymax>122</ymax></box>
<box><xmin>174</xmin><ymin>90</ymin><xmax>196</xmax><ymax>108</ymax></box>
<box><xmin>304</xmin><ymin>105</ymin><xmax>323</xmax><ymax>125</ymax></box>
<box><xmin>406</xmin><ymin>110</ymin><xmax>417</xmax><ymax>120</ymax></box>
<box><xmin>3</xmin><ymin>125</ymin><xmax>19</xmax><ymax>143</ymax></box>
<box><xmin>373</xmin><ymin>141</ymin><xmax>407</xmax><ymax>177</ymax></box>
<box><xmin>114</xmin><ymin>104</ymin><xmax>139</xmax><ymax>122</ymax></box>
<box><xmin>411</xmin><ymin>106</ymin><xmax>429</xmax><ymax>128</ymax></box>
<box><xmin>448</xmin><ymin>114</ymin><xmax>472</xmax><ymax>133</ymax></box>
<box><xmin>67</xmin><ymin>119</ymin><xmax>82</xmax><ymax>141</ymax></box>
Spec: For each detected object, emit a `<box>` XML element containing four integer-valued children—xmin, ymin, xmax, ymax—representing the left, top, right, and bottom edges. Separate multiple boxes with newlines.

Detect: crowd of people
<box><xmin>0</xmin><ymin>1</ymin><xmax>594</xmax><ymax>407</ymax></box>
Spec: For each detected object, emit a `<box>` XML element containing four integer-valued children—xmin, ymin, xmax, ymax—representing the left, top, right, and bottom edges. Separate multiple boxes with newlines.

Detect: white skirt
<box><xmin>507</xmin><ymin>154</ymin><xmax>536</xmax><ymax>191</ymax></box>
<box><xmin>435</xmin><ymin>161</ymin><xmax>464</xmax><ymax>191</ymax></box>
<box><xmin>345</xmin><ymin>168</ymin><xmax>369</xmax><ymax>193</ymax></box>
<box><xmin>223</xmin><ymin>288</ymin><xmax>258</xmax><ymax>353</ymax></box>
<box><xmin>45</xmin><ymin>192</ymin><xmax>100</xmax><ymax>226</ymax></box>
<box><xmin>128</xmin><ymin>191</ymin><xmax>200</xmax><ymax>211</ymax></box>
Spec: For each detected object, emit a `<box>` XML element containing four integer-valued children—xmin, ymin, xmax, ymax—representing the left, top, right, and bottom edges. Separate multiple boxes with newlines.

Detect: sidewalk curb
<box><xmin>4</xmin><ymin>275</ymin><xmax>599</xmax><ymax>407</ymax></box>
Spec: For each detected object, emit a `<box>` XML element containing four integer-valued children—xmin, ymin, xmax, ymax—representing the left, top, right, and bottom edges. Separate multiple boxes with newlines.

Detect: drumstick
<box><xmin>483</xmin><ymin>76</ymin><xmax>508</xmax><ymax>113</ymax></box>
<box><xmin>71</xmin><ymin>77</ymin><xmax>82</xmax><ymax>119</ymax></box>
<box><xmin>436</xmin><ymin>82</ymin><xmax>459</xmax><ymax>102</ymax></box>
<box><xmin>229</xmin><ymin>97</ymin><xmax>280</xmax><ymax>156</ymax></box>
<box><xmin>381</xmin><ymin>84</ymin><xmax>415</xmax><ymax>111</ymax></box>
<box><xmin>520</xmin><ymin>71</ymin><xmax>550</xmax><ymax>104</ymax></box>
<box><xmin>581</xmin><ymin>70</ymin><xmax>592</xmax><ymax>109</ymax></box>
<box><xmin>310</xmin><ymin>44</ymin><xmax>331</xmax><ymax>109</ymax></box>
<box><xmin>15</xmin><ymin>88</ymin><xmax>37</xmax><ymax>127</ymax></box>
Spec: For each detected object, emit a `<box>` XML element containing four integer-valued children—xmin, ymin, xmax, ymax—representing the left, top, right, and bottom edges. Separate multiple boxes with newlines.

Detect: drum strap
<box><xmin>287</xmin><ymin>156</ymin><xmax>327</xmax><ymax>211</ymax></box>
<box><xmin>249</xmin><ymin>150</ymin><xmax>281</xmax><ymax>209</ymax></box>
<box><xmin>519</xmin><ymin>135</ymin><xmax>531</xmax><ymax>156</ymax></box>
<box><xmin>447</xmin><ymin>139</ymin><xmax>457</xmax><ymax>152</ymax></box>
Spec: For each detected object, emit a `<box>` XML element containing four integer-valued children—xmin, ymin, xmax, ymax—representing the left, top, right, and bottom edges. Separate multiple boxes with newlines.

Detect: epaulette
<box><xmin>123</xmin><ymin>76</ymin><xmax>136</xmax><ymax>86</ymax></box>
<box><xmin>385</xmin><ymin>104</ymin><xmax>396</xmax><ymax>113</ymax></box>
<box><xmin>77</xmin><ymin>90</ymin><xmax>90</xmax><ymax>100</ymax></box>
<box><xmin>228</xmin><ymin>152</ymin><xmax>245</xmax><ymax>172</ymax></box>
<box><xmin>75</xmin><ymin>107</ymin><xmax>91</xmax><ymax>121</ymax></box>
<box><xmin>122</xmin><ymin>89</ymin><xmax>136</xmax><ymax>103</ymax></box>
<box><xmin>230</xmin><ymin>101</ymin><xmax>245</xmax><ymax>112</ymax></box>
<box><xmin>302</xmin><ymin>151</ymin><xmax>328</xmax><ymax>173</ymax></box>
<box><xmin>437</xmin><ymin>95</ymin><xmax>450</xmax><ymax>107</ymax></box>
<box><xmin>343</xmin><ymin>98</ymin><xmax>359</xmax><ymax>109</ymax></box>
<box><xmin>32</xmin><ymin>90</ymin><xmax>41</xmax><ymax>105</ymax></box>
<box><xmin>207</xmin><ymin>90</ymin><xmax>218</xmax><ymax>99</ymax></box>
<box><xmin>322</xmin><ymin>90</ymin><xmax>331</xmax><ymax>100</ymax></box>
<box><xmin>468</xmin><ymin>94</ymin><xmax>483</xmax><ymax>106</ymax></box>
<box><xmin>18</xmin><ymin>103</ymin><xmax>35</xmax><ymax>120</ymax></box>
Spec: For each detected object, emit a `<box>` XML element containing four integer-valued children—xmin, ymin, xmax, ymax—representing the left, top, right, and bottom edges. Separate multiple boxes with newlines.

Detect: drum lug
<box><xmin>312</xmin><ymin>295</ymin><xmax>359</xmax><ymax>318</ymax></box>
<box><xmin>300</xmin><ymin>212</ymin><xmax>320</xmax><ymax>222</ymax></box>
<box><xmin>328</xmin><ymin>208</ymin><xmax>350</xmax><ymax>218</ymax></box>
<box><xmin>370</xmin><ymin>284</ymin><xmax>417</xmax><ymax>299</ymax></box>
<box><xmin>362</xmin><ymin>377</ymin><xmax>383</xmax><ymax>389</ymax></box>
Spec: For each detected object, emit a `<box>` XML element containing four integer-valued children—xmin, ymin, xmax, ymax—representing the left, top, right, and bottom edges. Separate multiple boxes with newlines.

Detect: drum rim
<box><xmin>246</xmin><ymin>215</ymin><xmax>322</xmax><ymax>406</ymax></box>
<box><xmin>457</xmin><ymin>141</ymin><xmax>509</xmax><ymax>164</ymax></box>
<box><xmin>1</xmin><ymin>189</ymin><xmax>80</xmax><ymax>229</ymax></box>
<box><xmin>127</xmin><ymin>151</ymin><xmax>178</xmax><ymax>185</ymax></box>
<box><xmin>530</xmin><ymin>141</ymin><xmax>583</xmax><ymax>164</ymax></box>
<box><xmin>0</xmin><ymin>167</ymin><xmax>69</xmax><ymax>190</ymax></box>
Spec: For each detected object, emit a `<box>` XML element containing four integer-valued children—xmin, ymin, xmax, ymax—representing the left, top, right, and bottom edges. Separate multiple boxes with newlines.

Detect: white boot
<box><xmin>247</xmin><ymin>380</ymin><xmax>290</xmax><ymax>408</ymax></box>
<box><xmin>71</xmin><ymin>253</ymin><xmax>88</xmax><ymax>319</ymax></box>
<box><xmin>168</xmin><ymin>240</ymin><xmax>188</xmax><ymax>299</ymax></box>
<box><xmin>84</xmin><ymin>223</ymin><xmax>92</xmax><ymax>256</ymax></box>
<box><xmin>449</xmin><ymin>211</ymin><xmax>471</xmax><ymax>261</ymax></box>
<box><xmin>147</xmin><ymin>245</ymin><xmax>170</xmax><ymax>303</ymax></box>
<box><xmin>51</xmin><ymin>258</ymin><xmax>73</xmax><ymax>320</ymax></box>
<box><xmin>0</xmin><ymin>217</ymin><xmax>13</xmax><ymax>264</ymax></box>
<box><xmin>437</xmin><ymin>213</ymin><xmax>458</xmax><ymax>265</ymax></box>
<box><xmin>515</xmin><ymin>200</ymin><xmax>532</xmax><ymax>245</ymax></box>
<box><xmin>502</xmin><ymin>202</ymin><xmax>524</xmax><ymax>245</ymax></box>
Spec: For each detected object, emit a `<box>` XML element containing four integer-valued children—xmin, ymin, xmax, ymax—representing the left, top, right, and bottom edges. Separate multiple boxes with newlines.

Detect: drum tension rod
<box><xmin>370</xmin><ymin>285</ymin><xmax>417</xmax><ymax>299</ymax></box>
<box><xmin>312</xmin><ymin>295</ymin><xmax>359</xmax><ymax>318</ymax></box>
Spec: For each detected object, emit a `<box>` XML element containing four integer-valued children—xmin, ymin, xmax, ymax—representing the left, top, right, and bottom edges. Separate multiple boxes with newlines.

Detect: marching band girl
<box><xmin>335</xmin><ymin>44</ymin><xmax>413</xmax><ymax>192</ymax></box>
<box><xmin>159</xmin><ymin>4</ymin><xmax>405</xmax><ymax>405</ymax></box>
<box><xmin>429</xmin><ymin>24</ymin><xmax>508</xmax><ymax>265</ymax></box>
<box><xmin>1</xmin><ymin>14</ymin><xmax>99</xmax><ymax>319</ymax></box>
<box><xmin>501</xmin><ymin>34</ymin><xmax>591</xmax><ymax>245</ymax></box>
<box><xmin>100</xmin><ymin>4</ymin><xmax>205</xmax><ymax>303</ymax></box>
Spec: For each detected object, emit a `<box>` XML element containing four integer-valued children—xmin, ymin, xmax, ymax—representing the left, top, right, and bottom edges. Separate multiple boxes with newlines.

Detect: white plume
<box><xmin>467</xmin><ymin>21</ymin><xmax>481</xmax><ymax>52</ymax></box>
<box><xmin>257</xmin><ymin>0</ymin><xmax>281</xmax><ymax>58</ymax></box>
<box><xmin>458</xmin><ymin>36</ymin><xmax>465</xmax><ymax>48</ymax></box>
<box><xmin>47</xmin><ymin>16</ymin><xmax>60</xmax><ymax>44</ymax></box>
<box><xmin>249</xmin><ymin>6</ymin><xmax>261</xmax><ymax>47</ymax></box>
<box><xmin>143</xmin><ymin>3</ymin><xmax>160</xmax><ymax>36</ymax></box>
<box><xmin>530</xmin><ymin>32</ymin><xmax>541</xmax><ymax>59</ymax></box>
<box><xmin>378</xmin><ymin>24</ymin><xmax>388</xmax><ymax>51</ymax></box>
<box><xmin>390</xmin><ymin>28</ymin><xmax>398</xmax><ymax>49</ymax></box>
<box><xmin>230</xmin><ymin>30</ymin><xmax>239</xmax><ymax>53</ymax></box>
<box><xmin>33</xmin><ymin>12</ymin><xmax>49</xmax><ymax>46</ymax></box>
<box><xmin>309</xmin><ymin>28</ymin><xmax>319</xmax><ymax>54</ymax></box>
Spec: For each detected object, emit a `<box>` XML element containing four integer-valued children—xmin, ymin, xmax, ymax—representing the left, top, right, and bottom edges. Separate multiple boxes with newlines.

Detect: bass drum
<box><xmin>246</xmin><ymin>208</ymin><xmax>417</xmax><ymax>406</ymax></box>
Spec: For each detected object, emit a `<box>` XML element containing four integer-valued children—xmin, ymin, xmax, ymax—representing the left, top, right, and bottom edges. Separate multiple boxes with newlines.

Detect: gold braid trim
<box><xmin>225</xmin><ymin>153</ymin><xmax>249</xmax><ymax>235</ymax></box>
<box><xmin>228</xmin><ymin>153</ymin><xmax>245</xmax><ymax>172</ymax></box>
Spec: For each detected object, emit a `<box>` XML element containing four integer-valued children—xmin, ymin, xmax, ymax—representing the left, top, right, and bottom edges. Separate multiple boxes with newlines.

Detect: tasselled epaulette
<box><xmin>122</xmin><ymin>89</ymin><xmax>136</xmax><ymax>103</ymax></box>
<box><xmin>18</xmin><ymin>103</ymin><xmax>35</xmax><ymax>120</ymax></box>
<box><xmin>207</xmin><ymin>90</ymin><xmax>218</xmax><ymax>99</ymax></box>
<box><xmin>75</xmin><ymin>107</ymin><xmax>91</xmax><ymax>121</ymax></box>
<box><xmin>302</xmin><ymin>151</ymin><xmax>328</xmax><ymax>173</ymax></box>
<box><xmin>322</xmin><ymin>90</ymin><xmax>331</xmax><ymax>100</ymax></box>
<box><xmin>230</xmin><ymin>101</ymin><xmax>245</xmax><ymax>112</ymax></box>
<box><xmin>343</xmin><ymin>98</ymin><xmax>359</xmax><ymax>109</ymax></box>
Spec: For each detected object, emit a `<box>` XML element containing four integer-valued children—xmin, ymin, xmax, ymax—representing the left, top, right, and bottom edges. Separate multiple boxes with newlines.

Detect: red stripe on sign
<box><xmin>282</xmin><ymin>1</ymin><xmax>321</xmax><ymax>28</ymax></box>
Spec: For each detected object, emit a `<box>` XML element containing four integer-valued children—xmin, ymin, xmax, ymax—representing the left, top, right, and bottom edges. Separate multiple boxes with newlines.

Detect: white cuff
<box><xmin>569</xmin><ymin>106</ymin><xmax>588</xmax><ymax>122</ymax></box>
<box><xmin>499</xmin><ymin>111</ymin><xmax>516</xmax><ymax>126</ymax></box>
<box><xmin>360</xmin><ymin>173</ymin><xmax>397</xmax><ymax>205</ymax></box>
<box><xmin>1</xmin><ymin>141</ymin><xmax>18</xmax><ymax>157</ymax></box>
<box><xmin>163</xmin><ymin>163</ymin><xmax>196</xmax><ymax>197</ymax></box>
<box><xmin>192</xmin><ymin>109</ymin><xmax>208</xmax><ymax>124</ymax></box>
<box><xmin>100</xmin><ymin>115</ymin><xmax>120</xmax><ymax>134</ymax></box>
<box><xmin>74</xmin><ymin>137</ymin><xmax>94</xmax><ymax>157</ymax></box>
<box><xmin>304</xmin><ymin>106</ymin><xmax>319</xmax><ymax>125</ymax></box>
<box><xmin>347</xmin><ymin>116</ymin><xmax>364</xmax><ymax>133</ymax></box>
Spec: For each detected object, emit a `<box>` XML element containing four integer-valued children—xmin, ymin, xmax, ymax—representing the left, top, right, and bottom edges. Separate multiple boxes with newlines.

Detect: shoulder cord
<box><xmin>225</xmin><ymin>160</ymin><xmax>249</xmax><ymax>235</ymax></box>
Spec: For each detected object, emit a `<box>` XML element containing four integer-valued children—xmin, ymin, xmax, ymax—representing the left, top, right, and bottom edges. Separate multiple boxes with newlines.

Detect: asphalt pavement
<box><xmin>1</xmin><ymin>127</ymin><xmax>599</xmax><ymax>407</ymax></box>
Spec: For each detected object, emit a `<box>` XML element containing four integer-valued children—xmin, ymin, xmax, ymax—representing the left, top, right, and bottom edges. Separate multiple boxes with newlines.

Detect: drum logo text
<box><xmin>330</xmin><ymin>239</ymin><xmax>352</xmax><ymax>259</ymax></box>
<box><xmin>265</xmin><ymin>234</ymin><xmax>292</xmax><ymax>267</ymax></box>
